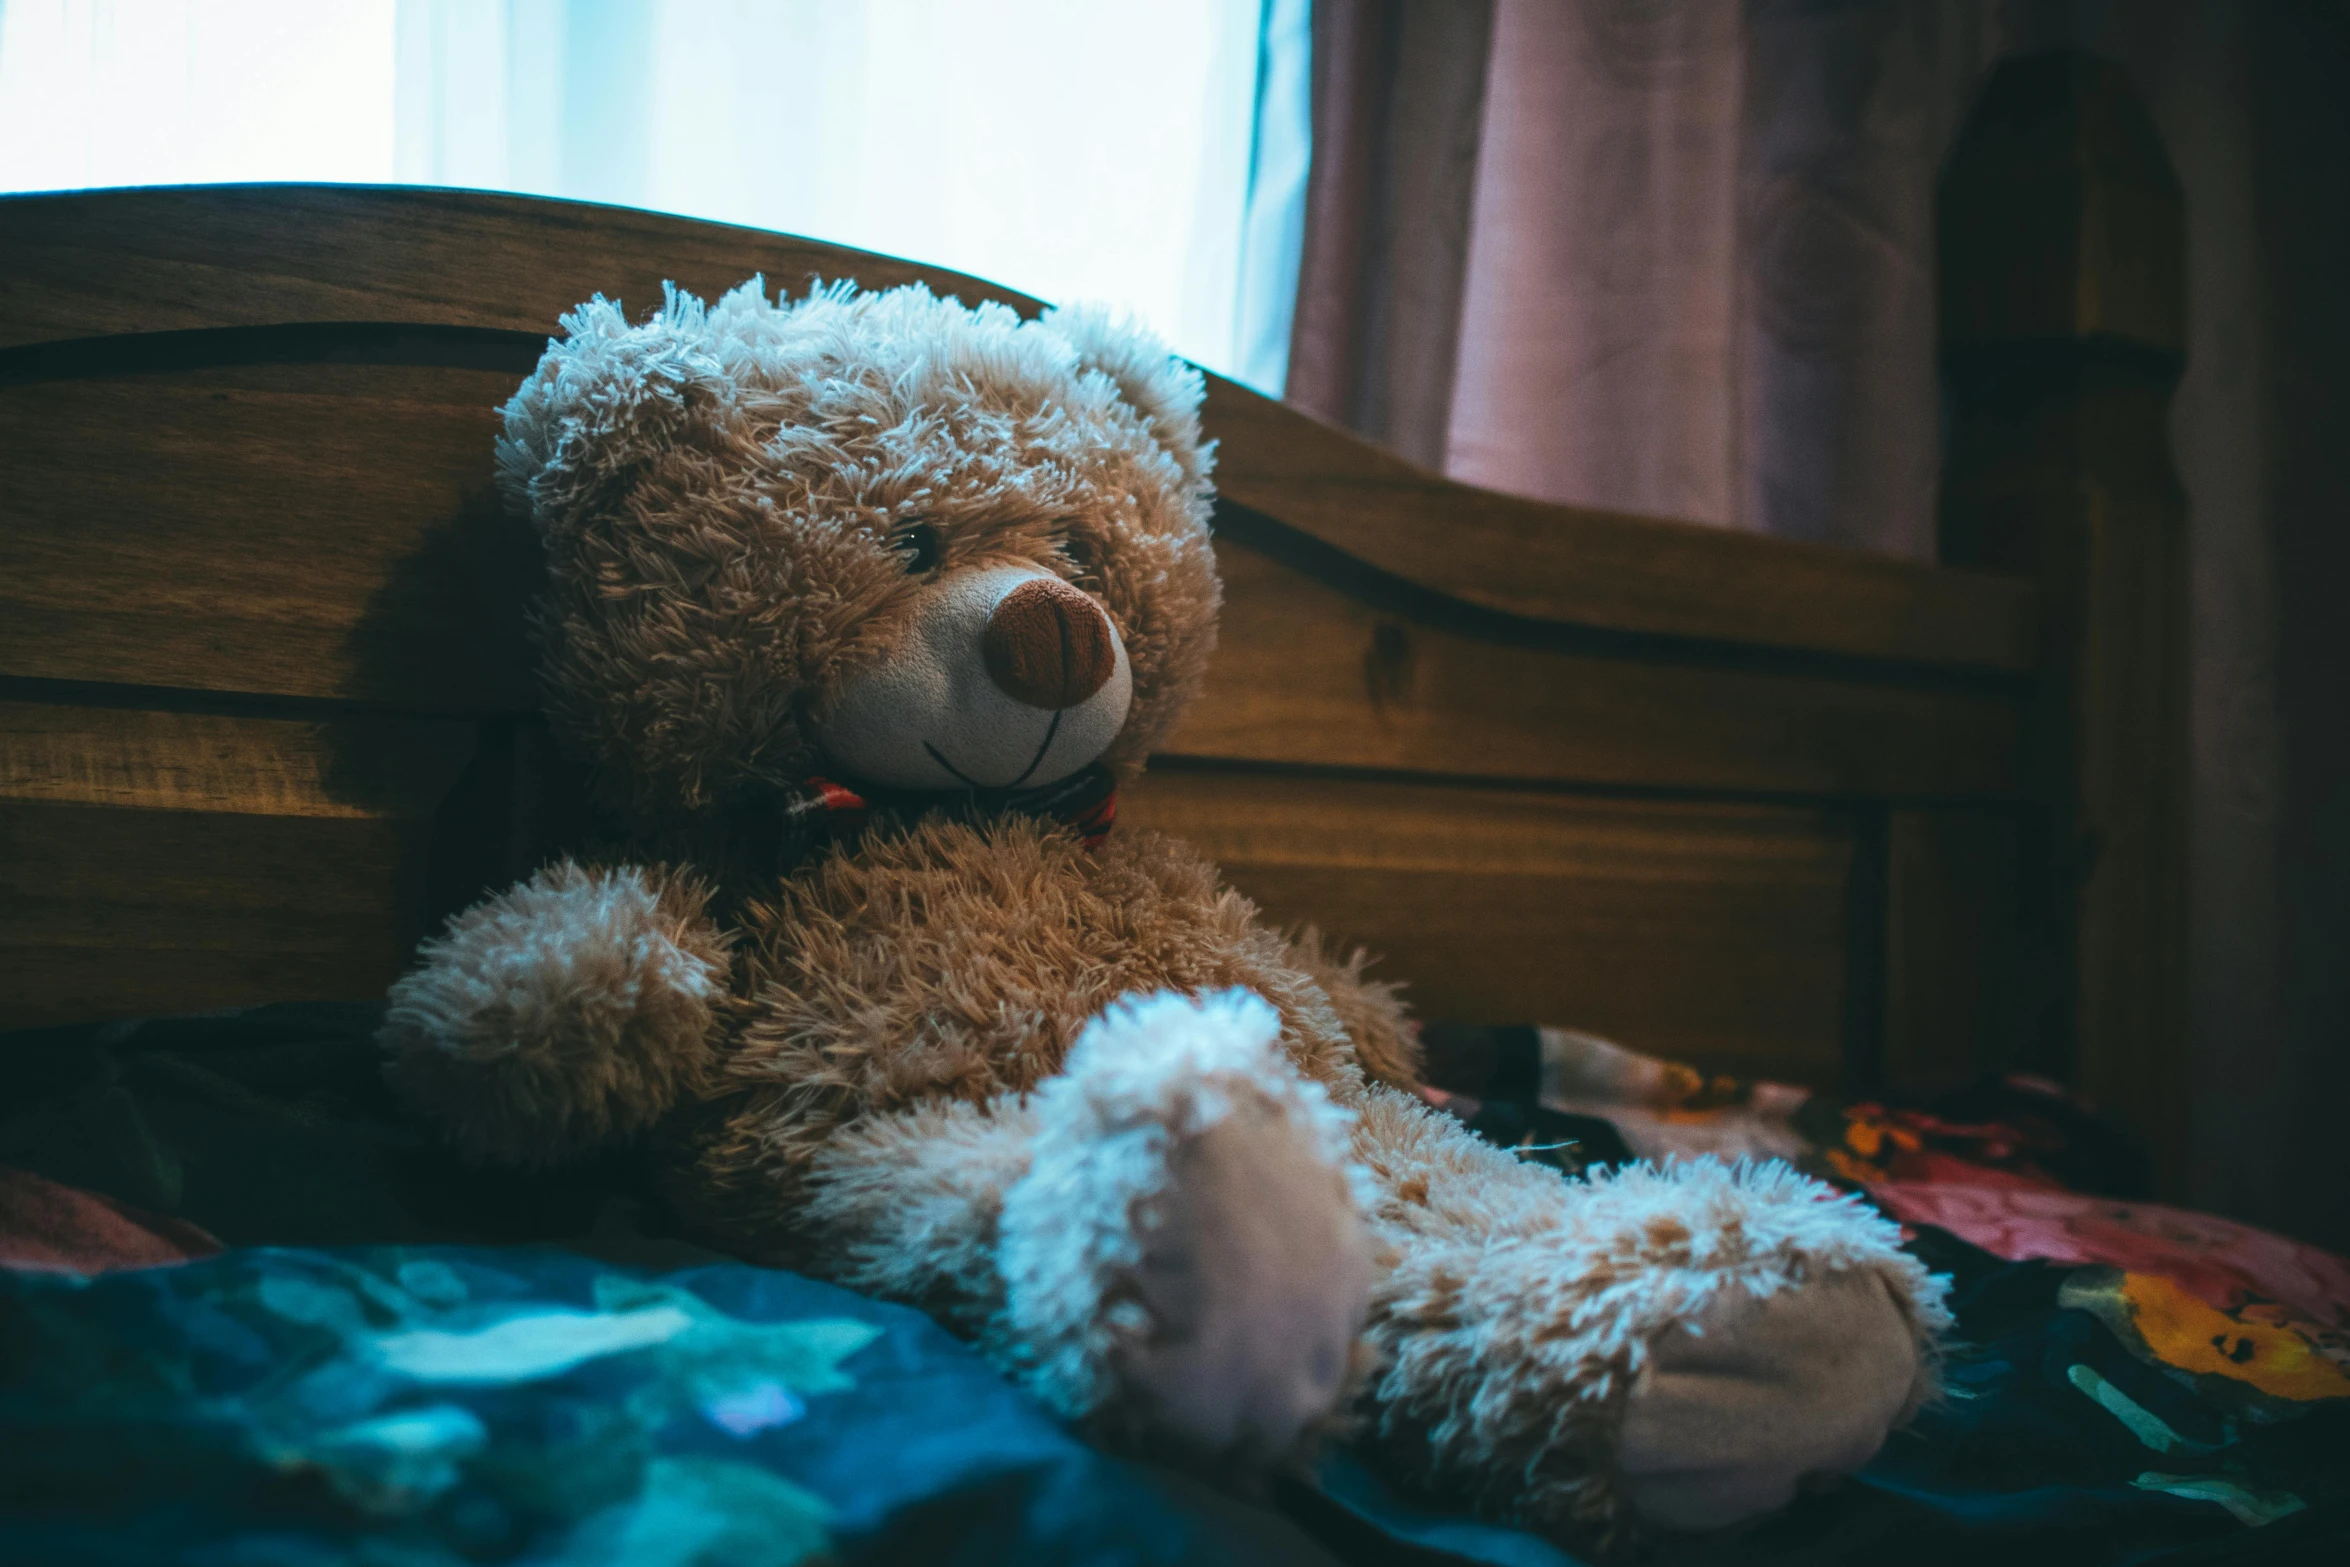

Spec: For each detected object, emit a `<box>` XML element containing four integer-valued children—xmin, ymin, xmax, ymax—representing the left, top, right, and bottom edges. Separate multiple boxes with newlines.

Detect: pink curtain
<box><xmin>1285</xmin><ymin>0</ymin><xmax>1494</xmax><ymax>469</ymax></box>
<box><xmin>1303</xmin><ymin>0</ymin><xmax>2006</xmax><ymax>553</ymax></box>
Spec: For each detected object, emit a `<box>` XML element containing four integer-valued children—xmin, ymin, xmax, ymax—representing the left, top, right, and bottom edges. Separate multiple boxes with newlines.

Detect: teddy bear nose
<box><xmin>983</xmin><ymin>576</ymin><xmax>1117</xmax><ymax>710</ymax></box>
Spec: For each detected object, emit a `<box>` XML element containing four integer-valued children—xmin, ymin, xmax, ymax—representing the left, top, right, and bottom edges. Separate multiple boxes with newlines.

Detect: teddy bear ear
<box><xmin>1042</xmin><ymin>304</ymin><xmax>1213</xmax><ymax>491</ymax></box>
<box><xmin>496</xmin><ymin>283</ymin><xmax>741</xmax><ymax>542</ymax></box>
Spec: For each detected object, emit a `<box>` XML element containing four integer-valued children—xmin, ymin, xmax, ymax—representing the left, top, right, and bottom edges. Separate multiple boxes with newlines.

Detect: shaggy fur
<box><xmin>1348</xmin><ymin>1087</ymin><xmax>1947</xmax><ymax>1545</ymax></box>
<box><xmin>801</xmin><ymin>1094</ymin><xmax>1040</xmax><ymax>1342</ymax></box>
<box><xmin>997</xmin><ymin>990</ymin><xmax>1365</xmax><ymax>1426</ymax></box>
<box><xmin>806</xmin><ymin>992</ymin><xmax>1380</xmax><ymax>1470</ymax></box>
<box><xmin>494</xmin><ymin>281</ymin><xmax>1221</xmax><ymax>816</ymax></box>
<box><xmin>381</xmin><ymin>860</ymin><xmax>730</xmax><ymax>1166</ymax></box>
<box><xmin>1280</xmin><ymin>926</ymin><xmax>1423</xmax><ymax>1093</ymax></box>
<box><xmin>663</xmin><ymin>814</ymin><xmax>1368</xmax><ymax>1261</ymax></box>
<box><xmin>382</xmin><ymin>281</ymin><xmax>1951</xmax><ymax>1551</ymax></box>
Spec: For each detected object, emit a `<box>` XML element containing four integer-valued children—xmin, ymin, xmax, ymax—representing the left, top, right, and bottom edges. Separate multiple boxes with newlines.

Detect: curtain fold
<box><xmin>1284</xmin><ymin>0</ymin><xmax>1493</xmax><ymax>467</ymax></box>
<box><xmin>1325</xmin><ymin>0</ymin><xmax>2004</xmax><ymax>550</ymax></box>
<box><xmin>1446</xmin><ymin>0</ymin><xmax>1754</xmax><ymax>526</ymax></box>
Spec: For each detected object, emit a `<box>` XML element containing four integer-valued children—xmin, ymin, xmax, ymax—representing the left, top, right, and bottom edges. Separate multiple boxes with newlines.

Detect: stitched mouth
<box><xmin>924</xmin><ymin>709</ymin><xmax>1063</xmax><ymax>793</ymax></box>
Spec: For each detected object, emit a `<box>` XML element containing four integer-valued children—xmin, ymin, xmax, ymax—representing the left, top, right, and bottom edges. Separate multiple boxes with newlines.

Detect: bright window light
<box><xmin>0</xmin><ymin>1</ymin><xmax>399</xmax><ymax>189</ymax></box>
<box><xmin>0</xmin><ymin>0</ymin><xmax>1306</xmax><ymax>390</ymax></box>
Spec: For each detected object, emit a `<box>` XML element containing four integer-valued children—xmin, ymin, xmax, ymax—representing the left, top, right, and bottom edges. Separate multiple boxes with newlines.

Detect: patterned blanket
<box><xmin>2</xmin><ymin>1004</ymin><xmax>2343</xmax><ymax>1563</ymax></box>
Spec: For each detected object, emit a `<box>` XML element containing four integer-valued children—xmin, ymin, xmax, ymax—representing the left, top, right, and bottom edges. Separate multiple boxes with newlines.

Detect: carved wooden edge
<box><xmin>0</xmin><ymin>183</ymin><xmax>2039</xmax><ymax>675</ymax></box>
<box><xmin>1938</xmin><ymin>51</ymin><xmax>2190</xmax><ymax>1194</ymax></box>
<box><xmin>1203</xmin><ymin>384</ymin><xmax>2039</xmax><ymax>674</ymax></box>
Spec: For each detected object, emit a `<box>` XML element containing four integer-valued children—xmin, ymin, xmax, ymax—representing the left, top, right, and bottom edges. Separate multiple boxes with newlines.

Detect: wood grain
<box><xmin>0</xmin><ymin>804</ymin><xmax>417</xmax><ymax>1030</ymax></box>
<box><xmin>1204</xmin><ymin>380</ymin><xmax>2042</xmax><ymax>673</ymax></box>
<box><xmin>0</xmin><ymin>365</ymin><xmax>535</xmax><ymax>709</ymax></box>
<box><xmin>1</xmin><ymin>184</ymin><xmax>2038</xmax><ymax>673</ymax></box>
<box><xmin>1123</xmin><ymin>770</ymin><xmax>1855</xmax><ymax>1084</ymax></box>
<box><xmin>1</xmin><ymin>361</ymin><xmax>2024</xmax><ymax>799</ymax></box>
<box><xmin>0</xmin><ymin>703</ymin><xmax>479</xmax><ymax>819</ymax></box>
<box><xmin>1178</xmin><ymin>543</ymin><xmax>2022</xmax><ymax>798</ymax></box>
<box><xmin>1940</xmin><ymin>53</ymin><xmax>2192</xmax><ymax>1192</ymax></box>
<box><xmin>0</xmin><ymin>184</ymin><xmax>1042</xmax><ymax>351</ymax></box>
<box><xmin>0</xmin><ymin>706</ymin><xmax>485</xmax><ymax>1029</ymax></box>
<box><xmin>1883</xmin><ymin>808</ymin><xmax>2025</xmax><ymax>1088</ymax></box>
<box><xmin>0</xmin><ymin>185</ymin><xmax>2044</xmax><ymax>1092</ymax></box>
<box><xmin>1938</xmin><ymin>54</ymin><xmax>2185</xmax><ymax>354</ymax></box>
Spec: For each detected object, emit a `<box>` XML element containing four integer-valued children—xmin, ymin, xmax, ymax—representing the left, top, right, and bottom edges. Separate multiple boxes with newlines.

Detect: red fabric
<box><xmin>805</xmin><ymin>768</ymin><xmax>1118</xmax><ymax>853</ymax></box>
<box><xmin>0</xmin><ymin>1164</ymin><xmax>222</xmax><ymax>1275</ymax></box>
<box><xmin>1866</xmin><ymin>1179</ymin><xmax>2350</xmax><ymax>1329</ymax></box>
<box><xmin>1070</xmin><ymin>787</ymin><xmax>1117</xmax><ymax>851</ymax></box>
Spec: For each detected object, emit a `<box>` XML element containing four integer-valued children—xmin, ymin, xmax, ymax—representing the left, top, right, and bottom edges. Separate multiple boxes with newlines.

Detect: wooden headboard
<box><xmin>0</xmin><ymin>171</ymin><xmax>2182</xmax><ymax>1179</ymax></box>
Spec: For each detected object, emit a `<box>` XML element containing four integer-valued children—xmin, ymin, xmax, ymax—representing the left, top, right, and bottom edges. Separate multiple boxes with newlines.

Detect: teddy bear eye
<box><xmin>889</xmin><ymin>520</ymin><xmax>940</xmax><ymax>575</ymax></box>
<box><xmin>1055</xmin><ymin>523</ymin><xmax>1099</xmax><ymax>582</ymax></box>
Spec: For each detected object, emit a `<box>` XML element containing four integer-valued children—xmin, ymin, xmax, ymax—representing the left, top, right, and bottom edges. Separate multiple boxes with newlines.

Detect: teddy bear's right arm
<box><xmin>379</xmin><ymin>860</ymin><xmax>733</xmax><ymax>1166</ymax></box>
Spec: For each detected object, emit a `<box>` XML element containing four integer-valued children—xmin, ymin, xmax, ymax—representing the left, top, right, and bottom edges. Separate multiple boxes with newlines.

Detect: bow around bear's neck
<box><xmin>618</xmin><ymin>763</ymin><xmax>1120</xmax><ymax>903</ymax></box>
<box><xmin>647</xmin><ymin>761</ymin><xmax>1120</xmax><ymax>886</ymax></box>
<box><xmin>789</xmin><ymin>762</ymin><xmax>1121</xmax><ymax>856</ymax></box>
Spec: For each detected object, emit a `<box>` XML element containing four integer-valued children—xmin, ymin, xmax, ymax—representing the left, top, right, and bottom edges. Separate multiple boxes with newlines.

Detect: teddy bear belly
<box><xmin>687</xmin><ymin>815</ymin><xmax>1359</xmax><ymax>1207</ymax></box>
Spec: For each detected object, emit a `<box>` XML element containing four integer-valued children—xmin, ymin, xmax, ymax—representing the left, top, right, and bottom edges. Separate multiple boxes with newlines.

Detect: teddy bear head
<box><xmin>495</xmin><ymin>280</ymin><xmax>1221</xmax><ymax>817</ymax></box>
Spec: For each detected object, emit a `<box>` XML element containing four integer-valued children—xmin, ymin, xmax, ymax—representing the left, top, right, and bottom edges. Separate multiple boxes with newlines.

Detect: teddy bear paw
<box><xmin>1119</xmin><ymin>1092</ymin><xmax>1374</xmax><ymax>1463</ymax></box>
<box><xmin>997</xmin><ymin>989</ymin><xmax>1372</xmax><ymax>1464</ymax></box>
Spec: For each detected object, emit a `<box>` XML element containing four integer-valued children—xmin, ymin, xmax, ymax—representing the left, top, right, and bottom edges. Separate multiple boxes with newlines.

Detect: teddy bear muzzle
<box><xmin>814</xmin><ymin>562</ymin><xmax>1135</xmax><ymax>792</ymax></box>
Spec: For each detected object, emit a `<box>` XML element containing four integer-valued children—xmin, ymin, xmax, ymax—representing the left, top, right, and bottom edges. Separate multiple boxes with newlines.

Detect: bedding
<box><xmin>2</xmin><ymin>1004</ymin><xmax>2343</xmax><ymax>1564</ymax></box>
<box><xmin>0</xmin><ymin>1242</ymin><xmax>1342</xmax><ymax>1566</ymax></box>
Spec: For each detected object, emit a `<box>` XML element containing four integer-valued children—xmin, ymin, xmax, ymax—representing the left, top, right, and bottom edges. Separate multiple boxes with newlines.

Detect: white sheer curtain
<box><xmin>0</xmin><ymin>0</ymin><xmax>1309</xmax><ymax>390</ymax></box>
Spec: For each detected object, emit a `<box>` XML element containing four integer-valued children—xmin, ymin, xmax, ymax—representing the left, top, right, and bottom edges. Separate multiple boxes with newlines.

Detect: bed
<box><xmin>0</xmin><ymin>181</ymin><xmax>2045</xmax><ymax>1094</ymax></box>
<box><xmin>1</xmin><ymin>178</ymin><xmax>2339</xmax><ymax>1564</ymax></box>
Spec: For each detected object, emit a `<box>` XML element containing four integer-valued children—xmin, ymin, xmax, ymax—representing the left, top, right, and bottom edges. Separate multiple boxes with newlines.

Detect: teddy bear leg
<box><xmin>1349</xmin><ymin>1086</ymin><xmax>1948</xmax><ymax>1545</ymax></box>
<box><xmin>810</xmin><ymin>989</ymin><xmax>1374</xmax><ymax>1464</ymax></box>
<box><xmin>1612</xmin><ymin>1265</ymin><xmax>1925</xmax><ymax>1529</ymax></box>
<box><xmin>1005</xmin><ymin>988</ymin><xmax>1374</xmax><ymax>1464</ymax></box>
<box><xmin>800</xmin><ymin>1095</ymin><xmax>1044</xmax><ymax>1339</ymax></box>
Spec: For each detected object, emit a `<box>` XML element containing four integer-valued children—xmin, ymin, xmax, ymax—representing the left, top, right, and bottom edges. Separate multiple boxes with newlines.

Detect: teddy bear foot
<box><xmin>997</xmin><ymin>989</ymin><xmax>1372</xmax><ymax>1465</ymax></box>
<box><xmin>1616</xmin><ymin>1266</ymin><xmax>1923</xmax><ymax>1531</ymax></box>
<box><xmin>1120</xmin><ymin>1089</ymin><xmax>1375</xmax><ymax>1463</ymax></box>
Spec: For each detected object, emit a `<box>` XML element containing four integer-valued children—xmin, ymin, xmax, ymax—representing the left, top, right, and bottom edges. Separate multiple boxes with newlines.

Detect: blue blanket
<box><xmin>0</xmin><ymin>1245</ymin><xmax>1317</xmax><ymax>1565</ymax></box>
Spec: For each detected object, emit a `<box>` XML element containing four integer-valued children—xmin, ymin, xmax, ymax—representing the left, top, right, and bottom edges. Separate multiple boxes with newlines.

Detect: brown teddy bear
<box><xmin>379</xmin><ymin>280</ymin><xmax>1948</xmax><ymax>1545</ymax></box>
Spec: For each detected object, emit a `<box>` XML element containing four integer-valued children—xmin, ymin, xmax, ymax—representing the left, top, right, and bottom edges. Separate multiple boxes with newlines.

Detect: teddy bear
<box><xmin>378</xmin><ymin>278</ymin><xmax>1948</xmax><ymax>1546</ymax></box>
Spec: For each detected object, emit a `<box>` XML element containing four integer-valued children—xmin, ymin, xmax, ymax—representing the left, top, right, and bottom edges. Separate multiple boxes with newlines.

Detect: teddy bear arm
<box><xmin>1278</xmin><ymin>927</ymin><xmax>1423</xmax><ymax>1092</ymax></box>
<box><xmin>379</xmin><ymin>858</ymin><xmax>731</xmax><ymax>1167</ymax></box>
<box><xmin>1348</xmin><ymin>1085</ymin><xmax>1947</xmax><ymax>1545</ymax></box>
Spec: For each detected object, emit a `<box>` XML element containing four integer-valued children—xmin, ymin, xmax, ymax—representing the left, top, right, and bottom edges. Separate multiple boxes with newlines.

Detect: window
<box><xmin>0</xmin><ymin>0</ymin><xmax>1308</xmax><ymax>391</ymax></box>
